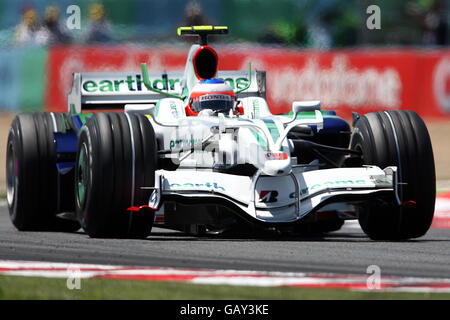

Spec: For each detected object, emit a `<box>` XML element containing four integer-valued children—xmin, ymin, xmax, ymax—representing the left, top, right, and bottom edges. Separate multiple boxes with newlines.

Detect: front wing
<box><xmin>148</xmin><ymin>166</ymin><xmax>396</xmax><ymax>224</ymax></box>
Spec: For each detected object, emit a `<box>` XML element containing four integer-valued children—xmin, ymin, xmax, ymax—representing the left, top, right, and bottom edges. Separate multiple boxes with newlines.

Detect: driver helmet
<box><xmin>186</xmin><ymin>79</ymin><xmax>235</xmax><ymax>116</ymax></box>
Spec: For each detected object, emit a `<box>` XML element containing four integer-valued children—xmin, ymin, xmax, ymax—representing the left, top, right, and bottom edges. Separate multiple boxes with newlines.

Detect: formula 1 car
<box><xmin>6</xmin><ymin>26</ymin><xmax>436</xmax><ymax>240</ymax></box>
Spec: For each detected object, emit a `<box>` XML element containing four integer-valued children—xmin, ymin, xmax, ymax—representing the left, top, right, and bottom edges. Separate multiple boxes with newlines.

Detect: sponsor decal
<box><xmin>252</xmin><ymin>99</ymin><xmax>260</xmax><ymax>117</ymax></box>
<box><xmin>169</xmin><ymin>101</ymin><xmax>179</xmax><ymax>119</ymax></box>
<box><xmin>219</xmin><ymin>77</ymin><xmax>249</xmax><ymax>90</ymax></box>
<box><xmin>264</xmin><ymin>55</ymin><xmax>402</xmax><ymax>111</ymax></box>
<box><xmin>169</xmin><ymin>138</ymin><xmax>202</xmax><ymax>150</ymax></box>
<box><xmin>81</xmin><ymin>76</ymin><xmax>249</xmax><ymax>94</ymax></box>
<box><xmin>169</xmin><ymin>182</ymin><xmax>225</xmax><ymax>191</ymax></box>
<box><xmin>373</xmin><ymin>178</ymin><xmax>392</xmax><ymax>184</ymax></box>
<box><xmin>198</xmin><ymin>94</ymin><xmax>232</xmax><ymax>102</ymax></box>
<box><xmin>82</xmin><ymin>74</ymin><xmax>181</xmax><ymax>93</ymax></box>
<box><xmin>258</xmin><ymin>190</ymin><xmax>279</xmax><ymax>203</ymax></box>
<box><xmin>289</xmin><ymin>179</ymin><xmax>368</xmax><ymax>198</ymax></box>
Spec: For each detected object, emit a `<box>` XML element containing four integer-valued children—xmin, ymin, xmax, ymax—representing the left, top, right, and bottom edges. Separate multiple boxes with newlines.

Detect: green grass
<box><xmin>0</xmin><ymin>275</ymin><xmax>449</xmax><ymax>300</ymax></box>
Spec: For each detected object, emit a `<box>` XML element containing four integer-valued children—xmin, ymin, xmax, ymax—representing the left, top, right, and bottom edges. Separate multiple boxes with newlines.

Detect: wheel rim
<box><xmin>6</xmin><ymin>141</ymin><xmax>17</xmax><ymax>208</ymax></box>
<box><xmin>77</xmin><ymin>143</ymin><xmax>89</xmax><ymax>208</ymax></box>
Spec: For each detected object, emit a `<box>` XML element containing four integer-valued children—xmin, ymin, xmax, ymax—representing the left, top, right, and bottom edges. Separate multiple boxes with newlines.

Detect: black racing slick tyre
<box><xmin>6</xmin><ymin>113</ymin><xmax>80</xmax><ymax>232</ymax></box>
<box><xmin>75</xmin><ymin>113</ymin><xmax>157</xmax><ymax>238</ymax></box>
<box><xmin>350</xmin><ymin>110</ymin><xmax>436</xmax><ymax>240</ymax></box>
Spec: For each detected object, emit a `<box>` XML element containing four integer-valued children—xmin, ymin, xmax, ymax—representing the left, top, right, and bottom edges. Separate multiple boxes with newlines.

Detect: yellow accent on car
<box><xmin>193</xmin><ymin>26</ymin><xmax>213</xmax><ymax>31</ymax></box>
<box><xmin>177</xmin><ymin>27</ymin><xmax>190</xmax><ymax>36</ymax></box>
<box><xmin>177</xmin><ymin>26</ymin><xmax>228</xmax><ymax>36</ymax></box>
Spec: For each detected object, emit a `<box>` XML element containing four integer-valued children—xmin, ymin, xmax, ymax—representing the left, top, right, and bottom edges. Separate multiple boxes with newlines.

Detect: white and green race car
<box><xmin>6</xmin><ymin>26</ymin><xmax>436</xmax><ymax>240</ymax></box>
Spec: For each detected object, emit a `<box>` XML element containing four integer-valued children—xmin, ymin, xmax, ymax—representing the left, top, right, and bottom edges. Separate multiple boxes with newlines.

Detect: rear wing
<box><xmin>68</xmin><ymin>70</ymin><xmax>266</xmax><ymax>113</ymax></box>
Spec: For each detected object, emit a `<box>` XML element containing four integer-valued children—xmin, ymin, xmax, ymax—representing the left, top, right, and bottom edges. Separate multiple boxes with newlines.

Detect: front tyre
<box><xmin>75</xmin><ymin>113</ymin><xmax>157</xmax><ymax>238</ymax></box>
<box><xmin>350</xmin><ymin>110</ymin><xmax>435</xmax><ymax>240</ymax></box>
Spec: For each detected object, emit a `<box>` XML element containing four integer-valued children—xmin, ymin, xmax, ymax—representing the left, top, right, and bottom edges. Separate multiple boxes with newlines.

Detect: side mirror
<box><xmin>291</xmin><ymin>101</ymin><xmax>321</xmax><ymax>120</ymax></box>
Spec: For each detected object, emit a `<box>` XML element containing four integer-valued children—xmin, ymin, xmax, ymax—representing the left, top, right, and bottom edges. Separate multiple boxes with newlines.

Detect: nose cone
<box><xmin>263</xmin><ymin>158</ymin><xmax>291</xmax><ymax>176</ymax></box>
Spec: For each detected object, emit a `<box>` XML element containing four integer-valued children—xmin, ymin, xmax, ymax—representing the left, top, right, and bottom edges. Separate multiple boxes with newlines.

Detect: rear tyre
<box><xmin>75</xmin><ymin>113</ymin><xmax>157</xmax><ymax>238</ymax></box>
<box><xmin>6</xmin><ymin>113</ymin><xmax>80</xmax><ymax>232</ymax></box>
<box><xmin>350</xmin><ymin>110</ymin><xmax>435</xmax><ymax>240</ymax></box>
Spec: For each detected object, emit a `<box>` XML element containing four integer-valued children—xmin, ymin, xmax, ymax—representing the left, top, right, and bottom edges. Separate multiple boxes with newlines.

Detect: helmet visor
<box><xmin>192</xmin><ymin>94</ymin><xmax>234</xmax><ymax>113</ymax></box>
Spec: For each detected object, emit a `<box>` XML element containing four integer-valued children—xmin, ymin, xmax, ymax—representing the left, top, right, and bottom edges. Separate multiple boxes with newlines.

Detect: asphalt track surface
<box><xmin>0</xmin><ymin>205</ymin><xmax>449</xmax><ymax>279</ymax></box>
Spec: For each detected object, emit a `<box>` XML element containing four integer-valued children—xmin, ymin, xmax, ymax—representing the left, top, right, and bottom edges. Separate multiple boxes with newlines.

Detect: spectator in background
<box><xmin>182</xmin><ymin>0</ymin><xmax>210</xmax><ymax>26</ymax></box>
<box><xmin>406</xmin><ymin>0</ymin><xmax>448</xmax><ymax>45</ymax></box>
<box><xmin>13</xmin><ymin>4</ymin><xmax>44</xmax><ymax>45</ymax></box>
<box><xmin>423</xmin><ymin>0</ymin><xmax>448</xmax><ymax>45</ymax></box>
<box><xmin>83</xmin><ymin>2</ymin><xmax>113</xmax><ymax>43</ymax></box>
<box><xmin>180</xmin><ymin>1</ymin><xmax>214</xmax><ymax>43</ymax></box>
<box><xmin>307</xmin><ymin>11</ymin><xmax>334</xmax><ymax>49</ymax></box>
<box><xmin>259</xmin><ymin>25</ymin><xmax>286</xmax><ymax>45</ymax></box>
<box><xmin>39</xmin><ymin>5</ymin><xmax>72</xmax><ymax>45</ymax></box>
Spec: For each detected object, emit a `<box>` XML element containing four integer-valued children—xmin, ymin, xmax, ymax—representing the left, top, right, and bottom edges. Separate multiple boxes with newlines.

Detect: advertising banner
<box><xmin>218</xmin><ymin>47</ymin><xmax>450</xmax><ymax>118</ymax></box>
<box><xmin>45</xmin><ymin>45</ymin><xmax>187</xmax><ymax>113</ymax></box>
<box><xmin>19</xmin><ymin>48</ymin><xmax>47</xmax><ymax>111</ymax></box>
<box><xmin>44</xmin><ymin>45</ymin><xmax>450</xmax><ymax>118</ymax></box>
<box><xmin>0</xmin><ymin>48</ymin><xmax>21</xmax><ymax>111</ymax></box>
<box><xmin>0</xmin><ymin>47</ymin><xmax>47</xmax><ymax>112</ymax></box>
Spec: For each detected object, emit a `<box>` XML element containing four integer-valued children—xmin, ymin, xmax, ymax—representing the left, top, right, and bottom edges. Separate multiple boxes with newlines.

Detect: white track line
<box><xmin>1</xmin><ymin>260</ymin><xmax>450</xmax><ymax>293</ymax></box>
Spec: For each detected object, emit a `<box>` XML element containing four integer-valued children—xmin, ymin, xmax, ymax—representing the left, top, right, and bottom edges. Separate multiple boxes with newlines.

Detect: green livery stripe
<box><xmin>250</xmin><ymin>129</ymin><xmax>267</xmax><ymax>150</ymax></box>
<box><xmin>262</xmin><ymin>119</ymin><xmax>280</xmax><ymax>144</ymax></box>
<box><xmin>282</xmin><ymin>111</ymin><xmax>338</xmax><ymax>120</ymax></box>
<box><xmin>249</xmin><ymin>119</ymin><xmax>284</xmax><ymax>151</ymax></box>
<box><xmin>60</xmin><ymin>113</ymin><xmax>66</xmax><ymax>133</ymax></box>
<box><xmin>69</xmin><ymin>103</ymin><xmax>76</xmax><ymax>114</ymax></box>
<box><xmin>78</xmin><ymin>113</ymin><xmax>92</xmax><ymax>124</ymax></box>
<box><xmin>155</xmin><ymin>100</ymin><xmax>161</xmax><ymax>117</ymax></box>
<box><xmin>182</xmin><ymin>87</ymin><xmax>189</xmax><ymax>101</ymax></box>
